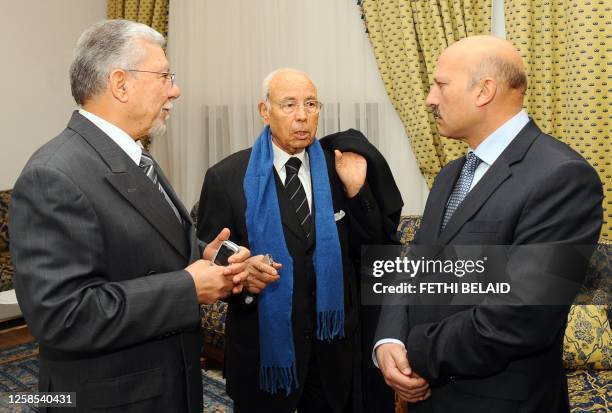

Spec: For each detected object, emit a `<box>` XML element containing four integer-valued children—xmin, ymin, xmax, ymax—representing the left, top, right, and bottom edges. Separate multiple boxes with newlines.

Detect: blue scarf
<box><xmin>243</xmin><ymin>126</ymin><xmax>344</xmax><ymax>395</ymax></box>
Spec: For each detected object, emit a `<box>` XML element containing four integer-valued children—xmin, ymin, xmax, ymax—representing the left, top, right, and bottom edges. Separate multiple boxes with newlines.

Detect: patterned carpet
<box><xmin>0</xmin><ymin>342</ymin><xmax>232</xmax><ymax>413</ymax></box>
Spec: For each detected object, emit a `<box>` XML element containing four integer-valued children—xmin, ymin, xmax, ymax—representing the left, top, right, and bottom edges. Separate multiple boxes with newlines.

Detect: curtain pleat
<box><xmin>361</xmin><ymin>0</ymin><xmax>491</xmax><ymax>186</ymax></box>
<box><xmin>505</xmin><ymin>0</ymin><xmax>610</xmax><ymax>240</ymax></box>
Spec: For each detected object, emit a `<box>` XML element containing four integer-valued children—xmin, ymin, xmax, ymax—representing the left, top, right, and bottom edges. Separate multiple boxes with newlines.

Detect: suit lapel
<box><xmin>68</xmin><ymin>111</ymin><xmax>189</xmax><ymax>259</ymax></box>
<box><xmin>437</xmin><ymin>120</ymin><xmax>541</xmax><ymax>245</ymax></box>
<box><xmin>418</xmin><ymin>160</ymin><xmax>461</xmax><ymax>244</ymax></box>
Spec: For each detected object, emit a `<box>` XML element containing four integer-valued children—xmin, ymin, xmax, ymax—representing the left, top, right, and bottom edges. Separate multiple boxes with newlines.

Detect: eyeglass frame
<box><xmin>267</xmin><ymin>98</ymin><xmax>323</xmax><ymax>115</ymax></box>
<box><xmin>126</xmin><ymin>69</ymin><xmax>176</xmax><ymax>86</ymax></box>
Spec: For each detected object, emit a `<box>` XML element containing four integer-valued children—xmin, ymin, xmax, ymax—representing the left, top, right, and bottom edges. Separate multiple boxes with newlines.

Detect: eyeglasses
<box><xmin>127</xmin><ymin>69</ymin><xmax>176</xmax><ymax>86</ymax></box>
<box><xmin>269</xmin><ymin>99</ymin><xmax>322</xmax><ymax>115</ymax></box>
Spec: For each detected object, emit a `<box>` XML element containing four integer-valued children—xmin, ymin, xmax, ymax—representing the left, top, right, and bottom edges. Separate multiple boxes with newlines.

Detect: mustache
<box><xmin>431</xmin><ymin>106</ymin><xmax>441</xmax><ymax>119</ymax></box>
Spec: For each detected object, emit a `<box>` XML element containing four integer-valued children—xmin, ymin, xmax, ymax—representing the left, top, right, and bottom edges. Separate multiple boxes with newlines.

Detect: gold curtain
<box><xmin>107</xmin><ymin>0</ymin><xmax>169</xmax><ymax>38</ymax></box>
<box><xmin>505</xmin><ymin>0</ymin><xmax>610</xmax><ymax>240</ymax></box>
<box><xmin>361</xmin><ymin>0</ymin><xmax>491</xmax><ymax>186</ymax></box>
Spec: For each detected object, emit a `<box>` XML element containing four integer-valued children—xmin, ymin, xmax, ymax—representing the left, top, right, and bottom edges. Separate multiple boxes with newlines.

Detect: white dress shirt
<box><xmin>271</xmin><ymin>140</ymin><xmax>313</xmax><ymax>211</ymax></box>
<box><xmin>79</xmin><ymin>109</ymin><xmax>143</xmax><ymax>164</ymax></box>
<box><xmin>373</xmin><ymin>110</ymin><xmax>531</xmax><ymax>367</ymax></box>
<box><xmin>469</xmin><ymin>109</ymin><xmax>530</xmax><ymax>190</ymax></box>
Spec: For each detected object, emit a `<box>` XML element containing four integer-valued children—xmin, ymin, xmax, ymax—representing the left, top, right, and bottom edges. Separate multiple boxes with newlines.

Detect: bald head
<box><xmin>426</xmin><ymin>35</ymin><xmax>528</xmax><ymax>147</ymax></box>
<box><xmin>445</xmin><ymin>36</ymin><xmax>527</xmax><ymax>94</ymax></box>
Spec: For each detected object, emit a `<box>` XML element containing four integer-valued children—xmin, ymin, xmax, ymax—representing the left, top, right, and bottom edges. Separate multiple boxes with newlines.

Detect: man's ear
<box><xmin>475</xmin><ymin>77</ymin><xmax>496</xmax><ymax>107</ymax></box>
<box><xmin>109</xmin><ymin>69</ymin><xmax>129</xmax><ymax>103</ymax></box>
<box><xmin>258</xmin><ymin>101</ymin><xmax>270</xmax><ymax>124</ymax></box>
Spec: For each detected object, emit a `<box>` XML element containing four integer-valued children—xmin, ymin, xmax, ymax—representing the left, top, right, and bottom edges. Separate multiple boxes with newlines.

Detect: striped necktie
<box><xmin>139</xmin><ymin>150</ymin><xmax>182</xmax><ymax>223</ymax></box>
<box><xmin>441</xmin><ymin>152</ymin><xmax>482</xmax><ymax>230</ymax></box>
<box><xmin>284</xmin><ymin>157</ymin><xmax>312</xmax><ymax>239</ymax></box>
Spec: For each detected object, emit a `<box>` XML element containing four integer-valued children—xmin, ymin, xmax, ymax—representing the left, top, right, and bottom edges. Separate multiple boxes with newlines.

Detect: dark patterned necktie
<box><xmin>139</xmin><ymin>150</ymin><xmax>182</xmax><ymax>223</ymax></box>
<box><xmin>284</xmin><ymin>157</ymin><xmax>312</xmax><ymax>239</ymax></box>
<box><xmin>441</xmin><ymin>152</ymin><xmax>482</xmax><ymax>230</ymax></box>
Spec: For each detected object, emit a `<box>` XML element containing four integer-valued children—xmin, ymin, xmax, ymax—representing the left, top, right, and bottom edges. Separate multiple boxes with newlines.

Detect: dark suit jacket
<box><xmin>9</xmin><ymin>112</ymin><xmax>204</xmax><ymax>413</ymax></box>
<box><xmin>376</xmin><ymin>120</ymin><xmax>603</xmax><ymax>413</ymax></box>
<box><xmin>197</xmin><ymin>146</ymin><xmax>387</xmax><ymax>413</ymax></box>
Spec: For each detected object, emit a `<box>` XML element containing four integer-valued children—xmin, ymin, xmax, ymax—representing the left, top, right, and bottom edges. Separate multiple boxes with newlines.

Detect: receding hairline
<box><xmin>261</xmin><ymin>68</ymin><xmax>315</xmax><ymax>102</ymax></box>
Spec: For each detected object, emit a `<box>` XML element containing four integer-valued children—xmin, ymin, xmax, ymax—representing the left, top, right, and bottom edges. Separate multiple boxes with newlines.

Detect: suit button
<box><xmin>304</xmin><ymin>333</ymin><xmax>312</xmax><ymax>341</ymax></box>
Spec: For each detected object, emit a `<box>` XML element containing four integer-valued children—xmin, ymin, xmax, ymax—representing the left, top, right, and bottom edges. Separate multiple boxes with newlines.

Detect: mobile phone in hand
<box><xmin>212</xmin><ymin>240</ymin><xmax>240</xmax><ymax>266</ymax></box>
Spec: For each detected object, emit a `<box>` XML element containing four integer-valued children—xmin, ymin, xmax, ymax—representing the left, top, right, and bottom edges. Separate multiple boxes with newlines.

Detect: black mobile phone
<box><xmin>212</xmin><ymin>240</ymin><xmax>240</xmax><ymax>266</ymax></box>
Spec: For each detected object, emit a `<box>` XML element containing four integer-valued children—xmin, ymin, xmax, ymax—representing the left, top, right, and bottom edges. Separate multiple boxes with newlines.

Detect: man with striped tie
<box><xmin>9</xmin><ymin>19</ymin><xmax>249</xmax><ymax>412</ymax></box>
<box><xmin>197</xmin><ymin>68</ymin><xmax>397</xmax><ymax>412</ymax></box>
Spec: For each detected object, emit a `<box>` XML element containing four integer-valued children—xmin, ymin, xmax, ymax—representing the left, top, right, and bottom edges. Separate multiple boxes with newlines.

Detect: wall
<box><xmin>0</xmin><ymin>0</ymin><xmax>107</xmax><ymax>190</ymax></box>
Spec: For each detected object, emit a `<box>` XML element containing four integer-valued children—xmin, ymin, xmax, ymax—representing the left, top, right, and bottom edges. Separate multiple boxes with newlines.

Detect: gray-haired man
<box><xmin>9</xmin><ymin>19</ymin><xmax>249</xmax><ymax>412</ymax></box>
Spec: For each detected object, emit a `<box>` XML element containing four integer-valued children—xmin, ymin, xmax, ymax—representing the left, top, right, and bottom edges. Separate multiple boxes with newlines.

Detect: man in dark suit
<box><xmin>197</xmin><ymin>68</ymin><xmax>394</xmax><ymax>412</ymax></box>
<box><xmin>9</xmin><ymin>20</ymin><xmax>249</xmax><ymax>412</ymax></box>
<box><xmin>374</xmin><ymin>35</ymin><xmax>603</xmax><ymax>412</ymax></box>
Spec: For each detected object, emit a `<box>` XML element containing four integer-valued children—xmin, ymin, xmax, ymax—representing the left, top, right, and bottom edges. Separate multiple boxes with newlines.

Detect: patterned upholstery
<box><xmin>567</xmin><ymin>370</ymin><xmax>612</xmax><ymax>413</ymax></box>
<box><xmin>396</xmin><ymin>215</ymin><xmax>422</xmax><ymax>244</ymax></box>
<box><xmin>0</xmin><ymin>253</ymin><xmax>14</xmax><ymax>292</ymax></box>
<box><xmin>201</xmin><ymin>301</ymin><xmax>227</xmax><ymax>349</ymax></box>
<box><xmin>0</xmin><ymin>190</ymin><xmax>10</xmax><ymax>252</ymax></box>
<box><xmin>0</xmin><ymin>189</ymin><xmax>13</xmax><ymax>292</ymax></box>
<box><xmin>564</xmin><ymin>305</ymin><xmax>612</xmax><ymax>371</ymax></box>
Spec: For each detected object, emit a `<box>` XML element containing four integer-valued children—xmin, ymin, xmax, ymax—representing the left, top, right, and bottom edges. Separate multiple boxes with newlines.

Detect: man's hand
<box><xmin>202</xmin><ymin>228</ymin><xmax>231</xmax><ymax>260</ymax></box>
<box><xmin>334</xmin><ymin>150</ymin><xmax>367</xmax><ymax>198</ymax></box>
<box><xmin>185</xmin><ymin>259</ymin><xmax>235</xmax><ymax>304</ymax></box>
<box><xmin>244</xmin><ymin>255</ymin><xmax>282</xmax><ymax>294</ymax></box>
<box><xmin>376</xmin><ymin>343</ymin><xmax>431</xmax><ymax>403</ymax></box>
<box><xmin>201</xmin><ymin>228</ymin><xmax>250</xmax><ymax>294</ymax></box>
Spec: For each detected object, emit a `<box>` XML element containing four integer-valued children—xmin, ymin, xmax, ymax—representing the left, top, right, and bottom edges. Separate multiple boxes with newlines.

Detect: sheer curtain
<box><xmin>157</xmin><ymin>0</ymin><xmax>429</xmax><ymax>213</ymax></box>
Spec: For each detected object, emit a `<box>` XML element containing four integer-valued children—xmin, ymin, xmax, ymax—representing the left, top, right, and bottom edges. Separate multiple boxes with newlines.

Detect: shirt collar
<box><xmin>271</xmin><ymin>137</ymin><xmax>310</xmax><ymax>174</ymax></box>
<box><xmin>472</xmin><ymin>110</ymin><xmax>530</xmax><ymax>165</ymax></box>
<box><xmin>78</xmin><ymin>109</ymin><xmax>143</xmax><ymax>165</ymax></box>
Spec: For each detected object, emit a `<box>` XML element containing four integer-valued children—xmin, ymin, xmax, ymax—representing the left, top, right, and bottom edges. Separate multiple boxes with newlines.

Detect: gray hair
<box><xmin>467</xmin><ymin>56</ymin><xmax>527</xmax><ymax>94</ymax></box>
<box><xmin>261</xmin><ymin>68</ymin><xmax>310</xmax><ymax>107</ymax></box>
<box><xmin>70</xmin><ymin>19</ymin><xmax>165</xmax><ymax>105</ymax></box>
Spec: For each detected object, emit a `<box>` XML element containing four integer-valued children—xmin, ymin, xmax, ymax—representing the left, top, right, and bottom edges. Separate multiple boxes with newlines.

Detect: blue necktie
<box><xmin>441</xmin><ymin>152</ymin><xmax>482</xmax><ymax>230</ymax></box>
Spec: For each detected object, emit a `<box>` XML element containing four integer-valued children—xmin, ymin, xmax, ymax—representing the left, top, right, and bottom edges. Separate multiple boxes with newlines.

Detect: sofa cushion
<box><xmin>566</xmin><ymin>369</ymin><xmax>612</xmax><ymax>412</ymax></box>
<box><xmin>0</xmin><ymin>189</ymin><xmax>11</xmax><ymax>252</ymax></box>
<box><xmin>563</xmin><ymin>242</ymin><xmax>611</xmax><ymax>370</ymax></box>
<box><xmin>396</xmin><ymin>215</ymin><xmax>422</xmax><ymax>244</ymax></box>
<box><xmin>201</xmin><ymin>301</ymin><xmax>227</xmax><ymax>349</ymax></box>
<box><xmin>0</xmin><ymin>252</ymin><xmax>13</xmax><ymax>292</ymax></box>
<box><xmin>564</xmin><ymin>305</ymin><xmax>611</xmax><ymax>370</ymax></box>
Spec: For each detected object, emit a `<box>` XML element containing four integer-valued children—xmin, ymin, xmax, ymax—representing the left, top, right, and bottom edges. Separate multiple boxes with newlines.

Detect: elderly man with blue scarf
<box><xmin>197</xmin><ymin>68</ymin><xmax>400</xmax><ymax>413</ymax></box>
